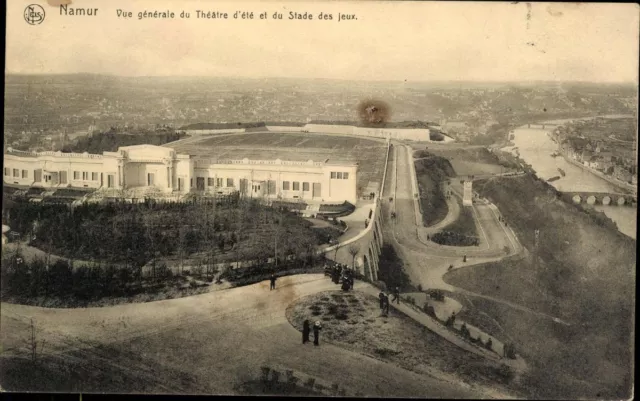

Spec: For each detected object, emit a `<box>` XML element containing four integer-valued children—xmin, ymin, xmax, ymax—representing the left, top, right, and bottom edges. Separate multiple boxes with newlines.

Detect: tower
<box><xmin>463</xmin><ymin>180</ymin><xmax>473</xmax><ymax>206</ymax></box>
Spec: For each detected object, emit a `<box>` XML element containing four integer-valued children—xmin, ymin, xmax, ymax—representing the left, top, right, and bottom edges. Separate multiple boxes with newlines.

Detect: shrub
<box><xmin>423</xmin><ymin>303</ymin><xmax>437</xmax><ymax>318</ymax></box>
<box><xmin>271</xmin><ymin>370</ymin><xmax>281</xmax><ymax>383</ymax></box>
<box><xmin>428</xmin><ymin>289</ymin><xmax>445</xmax><ymax>302</ymax></box>
<box><xmin>497</xmin><ymin>364</ymin><xmax>515</xmax><ymax>383</ymax></box>
<box><xmin>335</xmin><ymin>312</ymin><xmax>349</xmax><ymax>320</ymax></box>
<box><xmin>432</xmin><ymin>231</ymin><xmax>479</xmax><ymax>247</ymax></box>
<box><xmin>417</xmin><ymin>284</ymin><xmax>423</xmax><ymax>292</ymax></box>
<box><xmin>260</xmin><ymin>366</ymin><xmax>271</xmax><ymax>382</ymax></box>
<box><xmin>460</xmin><ymin>323</ymin><xmax>471</xmax><ymax>338</ymax></box>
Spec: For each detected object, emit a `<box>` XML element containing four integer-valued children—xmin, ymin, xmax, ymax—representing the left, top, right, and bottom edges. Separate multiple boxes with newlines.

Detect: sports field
<box><xmin>170</xmin><ymin>132</ymin><xmax>388</xmax><ymax>197</ymax></box>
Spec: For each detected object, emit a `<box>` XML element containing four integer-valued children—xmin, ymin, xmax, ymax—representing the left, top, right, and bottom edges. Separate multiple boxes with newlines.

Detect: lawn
<box><xmin>170</xmin><ymin>132</ymin><xmax>387</xmax><ymax>198</ymax></box>
<box><xmin>442</xmin><ymin>174</ymin><xmax>635</xmax><ymax>399</ymax></box>
<box><xmin>441</xmin><ymin>198</ymin><xmax>478</xmax><ymax>238</ymax></box>
<box><xmin>413</xmin><ymin>154</ymin><xmax>456</xmax><ymax>226</ymax></box>
<box><xmin>286</xmin><ymin>290</ymin><xmax>521</xmax><ymax>395</ymax></box>
<box><xmin>421</xmin><ymin>147</ymin><xmax>516</xmax><ymax>177</ymax></box>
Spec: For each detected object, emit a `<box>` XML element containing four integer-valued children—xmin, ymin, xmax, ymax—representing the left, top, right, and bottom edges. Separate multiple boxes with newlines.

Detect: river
<box><xmin>505</xmin><ymin>117</ymin><xmax>636</xmax><ymax>239</ymax></box>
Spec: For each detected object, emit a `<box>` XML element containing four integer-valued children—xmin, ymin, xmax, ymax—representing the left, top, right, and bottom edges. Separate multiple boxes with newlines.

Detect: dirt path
<box><xmin>1</xmin><ymin>275</ymin><xmax>496</xmax><ymax>397</ymax></box>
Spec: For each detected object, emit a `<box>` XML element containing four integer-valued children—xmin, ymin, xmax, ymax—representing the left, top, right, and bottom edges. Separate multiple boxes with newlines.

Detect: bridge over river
<box><xmin>563</xmin><ymin>191</ymin><xmax>637</xmax><ymax>207</ymax></box>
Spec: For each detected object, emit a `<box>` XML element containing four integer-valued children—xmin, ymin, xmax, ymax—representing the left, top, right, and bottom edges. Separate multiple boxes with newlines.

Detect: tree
<box><xmin>348</xmin><ymin>244</ymin><xmax>360</xmax><ymax>271</ymax></box>
<box><xmin>177</xmin><ymin>227</ymin><xmax>189</xmax><ymax>276</ymax></box>
<box><xmin>26</xmin><ymin>319</ymin><xmax>45</xmax><ymax>365</ymax></box>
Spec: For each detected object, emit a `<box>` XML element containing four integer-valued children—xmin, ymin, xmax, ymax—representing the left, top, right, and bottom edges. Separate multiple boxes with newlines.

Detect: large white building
<box><xmin>3</xmin><ymin>144</ymin><xmax>358</xmax><ymax>204</ymax></box>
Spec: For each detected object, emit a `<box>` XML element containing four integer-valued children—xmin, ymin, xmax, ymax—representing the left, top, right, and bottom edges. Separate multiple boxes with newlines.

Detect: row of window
<box><xmin>330</xmin><ymin>171</ymin><xmax>350</xmax><ymax>180</ymax></box>
<box><xmin>282</xmin><ymin>181</ymin><xmax>310</xmax><ymax>191</ymax></box>
<box><xmin>5</xmin><ymin>168</ymin><xmax>29</xmax><ymax>178</ymax></box>
<box><xmin>72</xmin><ymin>171</ymin><xmax>100</xmax><ymax>181</ymax></box>
<box><xmin>206</xmin><ymin>177</ymin><xmax>234</xmax><ymax>187</ymax></box>
<box><xmin>3</xmin><ymin>168</ymin><xmax>101</xmax><ymax>182</ymax></box>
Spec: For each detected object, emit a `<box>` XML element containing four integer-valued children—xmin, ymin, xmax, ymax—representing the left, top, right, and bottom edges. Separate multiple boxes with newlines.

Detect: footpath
<box><xmin>357</xmin><ymin>284</ymin><xmax>527</xmax><ymax>372</ymax></box>
<box><xmin>388</xmin><ymin>144</ymin><xmax>528</xmax><ymax>371</ymax></box>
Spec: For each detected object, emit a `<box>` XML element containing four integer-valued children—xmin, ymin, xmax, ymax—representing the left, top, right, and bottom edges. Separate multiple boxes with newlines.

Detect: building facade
<box><xmin>3</xmin><ymin>144</ymin><xmax>358</xmax><ymax>204</ymax></box>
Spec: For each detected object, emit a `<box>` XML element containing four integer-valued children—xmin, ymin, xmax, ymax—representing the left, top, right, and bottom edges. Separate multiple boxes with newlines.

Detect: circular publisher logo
<box><xmin>24</xmin><ymin>4</ymin><xmax>46</xmax><ymax>25</ymax></box>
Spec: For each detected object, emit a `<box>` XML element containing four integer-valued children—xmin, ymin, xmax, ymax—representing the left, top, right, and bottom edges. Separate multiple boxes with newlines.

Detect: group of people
<box><xmin>324</xmin><ymin>263</ymin><xmax>355</xmax><ymax>291</ymax></box>
<box><xmin>301</xmin><ymin>319</ymin><xmax>322</xmax><ymax>345</ymax></box>
<box><xmin>378</xmin><ymin>287</ymin><xmax>400</xmax><ymax>316</ymax></box>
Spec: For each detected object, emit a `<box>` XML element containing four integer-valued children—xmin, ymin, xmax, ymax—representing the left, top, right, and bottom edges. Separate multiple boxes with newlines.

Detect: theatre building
<box><xmin>3</xmin><ymin>144</ymin><xmax>358</xmax><ymax>204</ymax></box>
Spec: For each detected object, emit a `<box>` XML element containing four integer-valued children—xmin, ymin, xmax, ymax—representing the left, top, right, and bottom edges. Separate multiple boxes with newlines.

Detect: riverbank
<box><xmin>559</xmin><ymin>150</ymin><xmax>636</xmax><ymax>195</ymax></box>
<box><xmin>508</xmin><ymin>116</ymin><xmax>636</xmax><ymax>239</ymax></box>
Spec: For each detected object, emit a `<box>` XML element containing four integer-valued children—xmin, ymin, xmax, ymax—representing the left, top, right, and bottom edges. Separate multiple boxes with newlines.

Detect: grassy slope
<box><xmin>376</xmin><ymin>245</ymin><xmax>417</xmax><ymax>292</ymax></box>
<box><xmin>286</xmin><ymin>291</ymin><xmax>518</xmax><ymax>395</ymax></box>
<box><xmin>443</xmin><ymin>175</ymin><xmax>635</xmax><ymax>399</ymax></box>
<box><xmin>428</xmin><ymin>147</ymin><xmax>516</xmax><ymax>177</ymax></box>
<box><xmin>413</xmin><ymin>154</ymin><xmax>456</xmax><ymax>226</ymax></box>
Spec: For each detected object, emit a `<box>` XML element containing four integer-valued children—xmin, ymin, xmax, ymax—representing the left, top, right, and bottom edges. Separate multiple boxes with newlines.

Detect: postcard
<box><xmin>2</xmin><ymin>1</ymin><xmax>637</xmax><ymax>398</ymax></box>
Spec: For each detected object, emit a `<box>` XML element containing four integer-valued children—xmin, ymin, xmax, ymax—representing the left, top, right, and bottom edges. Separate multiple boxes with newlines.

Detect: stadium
<box><xmin>2</xmin><ymin>127</ymin><xmax>408</xmax><ymax>216</ymax></box>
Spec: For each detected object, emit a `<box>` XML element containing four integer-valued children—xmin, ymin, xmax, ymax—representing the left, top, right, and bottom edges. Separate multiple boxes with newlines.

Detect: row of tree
<box><xmin>3</xmin><ymin>197</ymin><xmax>329</xmax><ymax>275</ymax></box>
<box><xmin>61</xmin><ymin>129</ymin><xmax>186</xmax><ymax>154</ymax></box>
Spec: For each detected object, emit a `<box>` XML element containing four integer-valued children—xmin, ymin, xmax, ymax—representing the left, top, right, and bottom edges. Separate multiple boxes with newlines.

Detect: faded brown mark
<box><xmin>526</xmin><ymin>2</ymin><xmax>532</xmax><ymax>29</ymax></box>
<box><xmin>357</xmin><ymin>99</ymin><xmax>392</xmax><ymax>127</ymax></box>
<box><xmin>47</xmin><ymin>0</ymin><xmax>72</xmax><ymax>6</ymax></box>
<box><xmin>546</xmin><ymin>5</ymin><xmax>564</xmax><ymax>17</ymax></box>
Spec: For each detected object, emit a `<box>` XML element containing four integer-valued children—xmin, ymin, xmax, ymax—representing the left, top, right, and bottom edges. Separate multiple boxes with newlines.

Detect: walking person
<box><xmin>269</xmin><ymin>273</ymin><xmax>277</xmax><ymax>290</ymax></box>
<box><xmin>392</xmin><ymin>287</ymin><xmax>400</xmax><ymax>304</ymax></box>
<box><xmin>313</xmin><ymin>321</ymin><xmax>322</xmax><ymax>346</ymax></box>
<box><xmin>302</xmin><ymin>320</ymin><xmax>311</xmax><ymax>344</ymax></box>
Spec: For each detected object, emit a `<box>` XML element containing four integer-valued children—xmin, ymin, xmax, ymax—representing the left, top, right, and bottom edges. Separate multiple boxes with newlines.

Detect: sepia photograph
<box><xmin>1</xmin><ymin>1</ymin><xmax>637</xmax><ymax>398</ymax></box>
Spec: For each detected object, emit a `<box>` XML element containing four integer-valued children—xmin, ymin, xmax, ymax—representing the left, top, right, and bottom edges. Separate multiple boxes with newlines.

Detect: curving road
<box><xmin>382</xmin><ymin>142</ymin><xmax>569</xmax><ymax>326</ymax></box>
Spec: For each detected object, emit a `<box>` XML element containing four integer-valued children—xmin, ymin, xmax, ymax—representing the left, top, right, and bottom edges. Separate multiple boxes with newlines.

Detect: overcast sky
<box><xmin>5</xmin><ymin>1</ymin><xmax>639</xmax><ymax>83</ymax></box>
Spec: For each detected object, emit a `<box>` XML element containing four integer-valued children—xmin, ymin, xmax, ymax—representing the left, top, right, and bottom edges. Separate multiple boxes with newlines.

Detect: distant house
<box><xmin>601</xmin><ymin>161</ymin><xmax>614</xmax><ymax>174</ymax></box>
<box><xmin>581</xmin><ymin>150</ymin><xmax>593</xmax><ymax>162</ymax></box>
<box><xmin>588</xmin><ymin>157</ymin><xmax>600</xmax><ymax>170</ymax></box>
<box><xmin>614</xmin><ymin>166</ymin><xmax>632</xmax><ymax>182</ymax></box>
<box><xmin>599</xmin><ymin>152</ymin><xmax>614</xmax><ymax>163</ymax></box>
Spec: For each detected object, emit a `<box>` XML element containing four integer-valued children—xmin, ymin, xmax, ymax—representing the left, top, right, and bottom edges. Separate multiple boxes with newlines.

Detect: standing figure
<box><xmin>313</xmin><ymin>321</ymin><xmax>322</xmax><ymax>346</ymax></box>
<box><xmin>383</xmin><ymin>293</ymin><xmax>390</xmax><ymax>315</ymax></box>
<box><xmin>392</xmin><ymin>287</ymin><xmax>400</xmax><ymax>304</ymax></box>
<box><xmin>270</xmin><ymin>273</ymin><xmax>277</xmax><ymax>290</ymax></box>
<box><xmin>302</xmin><ymin>320</ymin><xmax>311</xmax><ymax>344</ymax></box>
<box><xmin>379</xmin><ymin>291</ymin><xmax>385</xmax><ymax>310</ymax></box>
